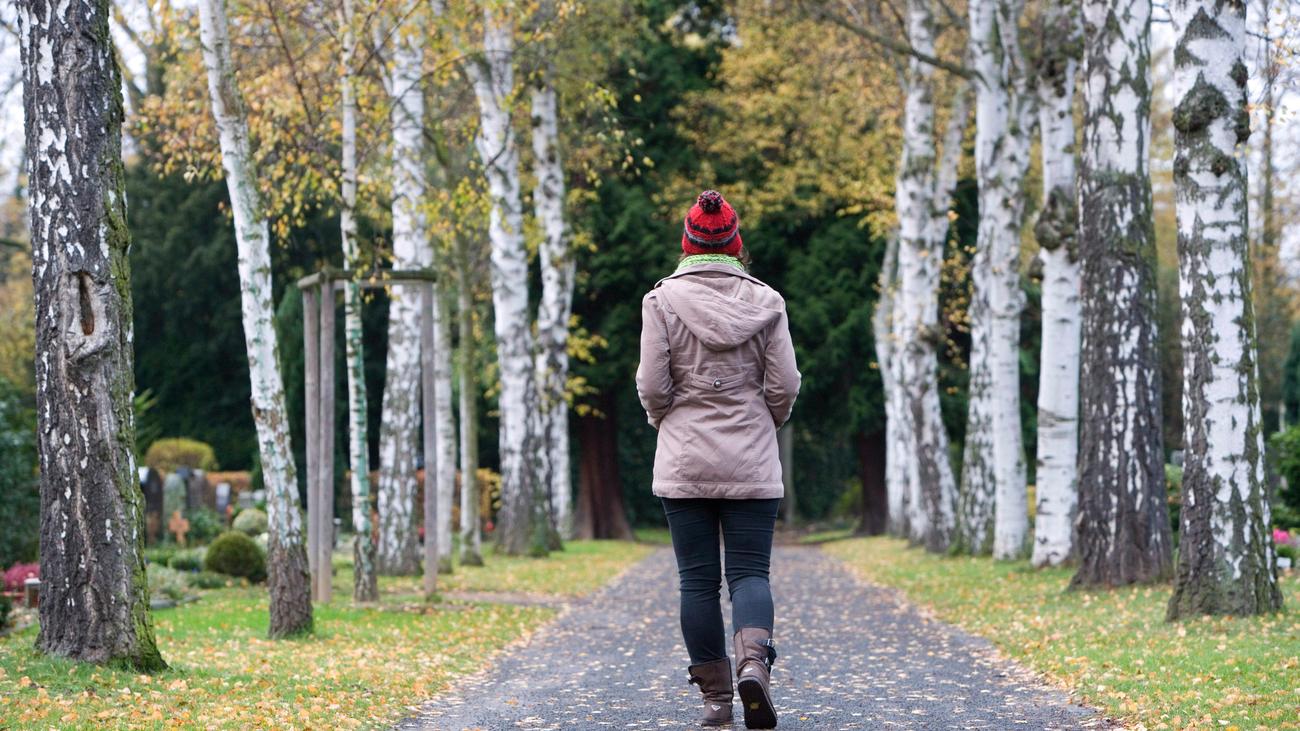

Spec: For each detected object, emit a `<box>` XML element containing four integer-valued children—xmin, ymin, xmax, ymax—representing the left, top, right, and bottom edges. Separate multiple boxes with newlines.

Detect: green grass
<box><xmin>824</xmin><ymin>536</ymin><xmax>1300</xmax><ymax>731</ymax></box>
<box><xmin>365</xmin><ymin>538</ymin><xmax>655</xmax><ymax>602</ymax></box>
<box><xmin>0</xmin><ymin>539</ymin><xmax>650</xmax><ymax>730</ymax></box>
<box><xmin>797</xmin><ymin>526</ymin><xmax>857</xmax><ymax>544</ymax></box>
<box><xmin>631</xmin><ymin>526</ymin><xmax>673</xmax><ymax>546</ymax></box>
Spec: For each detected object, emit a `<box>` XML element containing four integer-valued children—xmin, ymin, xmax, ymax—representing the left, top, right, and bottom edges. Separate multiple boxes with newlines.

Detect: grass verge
<box><xmin>0</xmin><ymin>539</ymin><xmax>650</xmax><ymax>729</ymax></box>
<box><xmin>823</xmin><ymin>536</ymin><xmax>1300</xmax><ymax>731</ymax></box>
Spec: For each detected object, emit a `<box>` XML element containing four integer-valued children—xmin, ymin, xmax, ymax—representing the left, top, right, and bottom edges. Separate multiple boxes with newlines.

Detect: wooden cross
<box><xmin>168</xmin><ymin>510</ymin><xmax>190</xmax><ymax>546</ymax></box>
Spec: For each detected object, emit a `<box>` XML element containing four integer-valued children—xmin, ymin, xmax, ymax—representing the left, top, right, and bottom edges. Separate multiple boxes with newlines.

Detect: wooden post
<box><xmin>303</xmin><ymin>286</ymin><xmax>319</xmax><ymax>582</ymax></box>
<box><xmin>421</xmin><ymin>283</ymin><xmax>438</xmax><ymax>597</ymax></box>
<box><xmin>317</xmin><ymin>281</ymin><xmax>336</xmax><ymax>604</ymax></box>
<box><xmin>295</xmin><ymin>268</ymin><xmax>438</xmax><ymax>599</ymax></box>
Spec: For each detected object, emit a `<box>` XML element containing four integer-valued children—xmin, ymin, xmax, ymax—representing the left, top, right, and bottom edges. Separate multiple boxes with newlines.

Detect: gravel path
<box><xmin>397</xmin><ymin>545</ymin><xmax>1105</xmax><ymax>730</ymax></box>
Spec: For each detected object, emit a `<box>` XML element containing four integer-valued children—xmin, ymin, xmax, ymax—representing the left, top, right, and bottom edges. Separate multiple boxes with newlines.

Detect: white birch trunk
<box><xmin>198</xmin><ymin>0</ymin><xmax>312</xmax><ymax>635</ymax></box>
<box><xmin>894</xmin><ymin>2</ymin><xmax>966</xmax><ymax>552</ymax></box>
<box><xmin>432</xmin><ymin>282</ymin><xmax>456</xmax><ymax>570</ymax></box>
<box><xmin>1073</xmin><ymin>0</ymin><xmax>1172</xmax><ymax>587</ymax></box>
<box><xmin>339</xmin><ymin>0</ymin><xmax>376</xmax><ymax>601</ymax></box>
<box><xmin>873</xmin><ymin>236</ymin><xmax>906</xmax><ymax>536</ymax></box>
<box><xmin>967</xmin><ymin>0</ymin><xmax>1034</xmax><ymax>560</ymax></box>
<box><xmin>376</xmin><ymin>2</ymin><xmax>425</xmax><ymax>577</ymax></box>
<box><xmin>891</xmin><ymin>260</ymin><xmax>925</xmax><ymax>544</ymax></box>
<box><xmin>531</xmin><ymin>73</ymin><xmax>575</xmax><ymax>541</ymax></box>
<box><xmin>1166</xmin><ymin>0</ymin><xmax>1282</xmax><ymax>617</ymax></box>
<box><xmin>959</xmin><ymin>244</ymin><xmax>996</xmax><ymax>553</ymax></box>
<box><xmin>457</xmin><ymin>243</ymin><xmax>483</xmax><ymax>565</ymax></box>
<box><xmin>1031</xmin><ymin>0</ymin><xmax>1082</xmax><ymax>568</ymax></box>
<box><xmin>466</xmin><ymin>6</ymin><xmax>546</xmax><ymax>556</ymax></box>
<box><xmin>911</xmin><ymin>86</ymin><xmax>968</xmax><ymax>554</ymax></box>
<box><xmin>892</xmin><ymin>42</ymin><xmax>931</xmax><ymax>549</ymax></box>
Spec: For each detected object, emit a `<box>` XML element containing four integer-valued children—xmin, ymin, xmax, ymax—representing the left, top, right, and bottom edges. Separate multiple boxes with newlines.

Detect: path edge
<box><xmin>812</xmin><ymin>543</ymin><xmax>1122</xmax><ymax>730</ymax></box>
<box><xmin>391</xmin><ymin>546</ymin><xmax>671</xmax><ymax>729</ymax></box>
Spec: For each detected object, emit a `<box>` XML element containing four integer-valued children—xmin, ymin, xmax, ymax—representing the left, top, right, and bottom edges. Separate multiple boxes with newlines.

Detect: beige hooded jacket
<box><xmin>636</xmin><ymin>262</ymin><xmax>801</xmax><ymax>499</ymax></box>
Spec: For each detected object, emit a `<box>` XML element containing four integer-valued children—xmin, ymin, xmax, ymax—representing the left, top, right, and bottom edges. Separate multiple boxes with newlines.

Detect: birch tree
<box><xmin>1072</xmin><ymin>0</ymin><xmax>1172</xmax><ymax>587</ymax></box>
<box><xmin>431</xmin><ymin>261</ymin><xmax>457</xmax><ymax>571</ymax></box>
<box><xmin>20</xmin><ymin>0</ymin><xmax>165</xmax><ymax>669</ymax></box>
<box><xmin>814</xmin><ymin>0</ymin><xmax>965</xmax><ymax>550</ymax></box>
<box><xmin>198</xmin><ymin>0</ymin><xmax>313</xmax><ymax>635</ymax></box>
<box><xmin>893</xmin><ymin>0</ymin><xmax>969</xmax><ymax>552</ymax></box>
<box><xmin>339</xmin><ymin>0</ymin><xmax>377</xmax><ymax>602</ymax></box>
<box><xmin>377</xmin><ymin>2</ymin><xmax>426</xmax><ymax>576</ymax></box>
<box><xmin>531</xmin><ymin>58</ymin><xmax>576</xmax><ymax>541</ymax></box>
<box><xmin>457</xmin><ymin>234</ymin><xmax>484</xmax><ymax>565</ymax></box>
<box><xmin>958</xmin><ymin>230</ymin><xmax>996</xmax><ymax>553</ymax></box>
<box><xmin>464</xmin><ymin>4</ymin><xmax>549</xmax><ymax>556</ymax></box>
<box><xmin>1166</xmin><ymin>0</ymin><xmax>1282</xmax><ymax>618</ymax></box>
<box><xmin>1031</xmin><ymin>0</ymin><xmax>1083</xmax><ymax>568</ymax></box>
<box><xmin>873</xmin><ymin>238</ymin><xmax>907</xmax><ymax>536</ymax></box>
<box><xmin>963</xmin><ymin>0</ymin><xmax>1034</xmax><ymax>560</ymax></box>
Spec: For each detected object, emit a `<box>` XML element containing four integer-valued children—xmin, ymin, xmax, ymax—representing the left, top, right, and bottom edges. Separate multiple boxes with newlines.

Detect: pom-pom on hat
<box><xmin>682</xmin><ymin>190</ymin><xmax>742</xmax><ymax>256</ymax></box>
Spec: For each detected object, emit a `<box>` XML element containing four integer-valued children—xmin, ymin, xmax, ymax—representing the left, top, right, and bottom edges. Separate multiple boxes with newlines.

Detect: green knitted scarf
<box><xmin>676</xmin><ymin>254</ymin><xmax>744</xmax><ymax>272</ymax></box>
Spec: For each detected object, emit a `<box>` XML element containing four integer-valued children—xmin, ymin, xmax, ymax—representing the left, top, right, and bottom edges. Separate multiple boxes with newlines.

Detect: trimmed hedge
<box><xmin>203</xmin><ymin>531</ymin><xmax>266</xmax><ymax>583</ymax></box>
<box><xmin>232</xmin><ymin>508</ymin><xmax>267</xmax><ymax>536</ymax></box>
<box><xmin>144</xmin><ymin>437</ymin><xmax>218</xmax><ymax>475</ymax></box>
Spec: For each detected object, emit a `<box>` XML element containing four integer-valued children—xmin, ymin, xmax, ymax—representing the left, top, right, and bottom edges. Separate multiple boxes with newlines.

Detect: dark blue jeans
<box><xmin>661</xmin><ymin>497</ymin><xmax>781</xmax><ymax>665</ymax></box>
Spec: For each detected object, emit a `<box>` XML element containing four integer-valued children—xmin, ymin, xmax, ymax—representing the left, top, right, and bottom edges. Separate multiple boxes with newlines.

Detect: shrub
<box><xmin>185</xmin><ymin>508</ymin><xmax>225</xmax><ymax>544</ymax></box>
<box><xmin>1278</xmin><ymin>544</ymin><xmax>1298</xmax><ymax>562</ymax></box>
<box><xmin>167</xmin><ymin>547</ymin><xmax>206</xmax><ymax>572</ymax></box>
<box><xmin>204</xmin><ymin>531</ymin><xmax>266</xmax><ymax>583</ymax></box>
<box><xmin>147</xmin><ymin>565</ymin><xmax>190</xmax><ymax>602</ymax></box>
<box><xmin>144</xmin><ymin>438</ymin><xmax>218</xmax><ymax>475</ymax></box>
<box><xmin>143</xmin><ymin>546</ymin><xmax>178</xmax><ymax>566</ymax></box>
<box><xmin>232</xmin><ymin>508</ymin><xmax>267</xmax><ymax>536</ymax></box>
<box><xmin>0</xmin><ymin>594</ymin><xmax>11</xmax><ymax>630</ymax></box>
<box><xmin>1269</xmin><ymin>427</ymin><xmax>1300</xmax><ymax>530</ymax></box>
<box><xmin>187</xmin><ymin>571</ymin><xmax>231</xmax><ymax>589</ymax></box>
<box><xmin>3</xmin><ymin>563</ymin><xmax>38</xmax><ymax>593</ymax></box>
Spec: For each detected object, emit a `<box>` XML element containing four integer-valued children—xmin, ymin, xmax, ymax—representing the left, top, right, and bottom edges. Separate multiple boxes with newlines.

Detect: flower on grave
<box><xmin>3</xmin><ymin>563</ymin><xmax>39</xmax><ymax>592</ymax></box>
<box><xmin>1273</xmin><ymin>528</ymin><xmax>1294</xmax><ymax>548</ymax></box>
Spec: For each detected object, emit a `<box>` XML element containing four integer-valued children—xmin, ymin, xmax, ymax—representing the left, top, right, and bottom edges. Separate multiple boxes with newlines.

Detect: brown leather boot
<box><xmin>687</xmin><ymin>658</ymin><xmax>734</xmax><ymax>726</ymax></box>
<box><xmin>733</xmin><ymin>628</ymin><xmax>778</xmax><ymax>729</ymax></box>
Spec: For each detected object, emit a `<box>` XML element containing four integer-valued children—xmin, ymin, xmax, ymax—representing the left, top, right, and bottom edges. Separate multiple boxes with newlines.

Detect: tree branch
<box><xmin>804</xmin><ymin>0</ymin><xmax>978</xmax><ymax>80</ymax></box>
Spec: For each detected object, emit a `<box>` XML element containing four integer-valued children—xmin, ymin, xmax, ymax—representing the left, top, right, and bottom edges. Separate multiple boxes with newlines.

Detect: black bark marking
<box><xmin>77</xmin><ymin>272</ymin><xmax>95</xmax><ymax>335</ymax></box>
<box><xmin>1173</xmin><ymin>7</ymin><xmax>1228</xmax><ymax>66</ymax></box>
<box><xmin>1172</xmin><ymin>75</ymin><xmax>1229</xmax><ymax>135</ymax></box>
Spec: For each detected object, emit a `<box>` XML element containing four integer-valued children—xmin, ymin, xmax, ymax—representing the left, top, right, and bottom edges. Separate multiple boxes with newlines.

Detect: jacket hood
<box><xmin>658</xmin><ymin>272</ymin><xmax>783</xmax><ymax>351</ymax></box>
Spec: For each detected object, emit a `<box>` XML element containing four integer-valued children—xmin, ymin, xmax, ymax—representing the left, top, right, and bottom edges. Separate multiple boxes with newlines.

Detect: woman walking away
<box><xmin>637</xmin><ymin>190</ymin><xmax>800</xmax><ymax>729</ymax></box>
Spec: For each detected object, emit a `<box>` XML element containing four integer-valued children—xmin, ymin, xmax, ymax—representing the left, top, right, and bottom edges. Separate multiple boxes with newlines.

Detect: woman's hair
<box><xmin>679</xmin><ymin>246</ymin><xmax>752</xmax><ymax>272</ymax></box>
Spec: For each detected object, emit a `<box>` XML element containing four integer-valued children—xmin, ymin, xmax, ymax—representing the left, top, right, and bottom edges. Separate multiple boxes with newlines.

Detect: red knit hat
<box><xmin>682</xmin><ymin>190</ymin><xmax>742</xmax><ymax>256</ymax></box>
